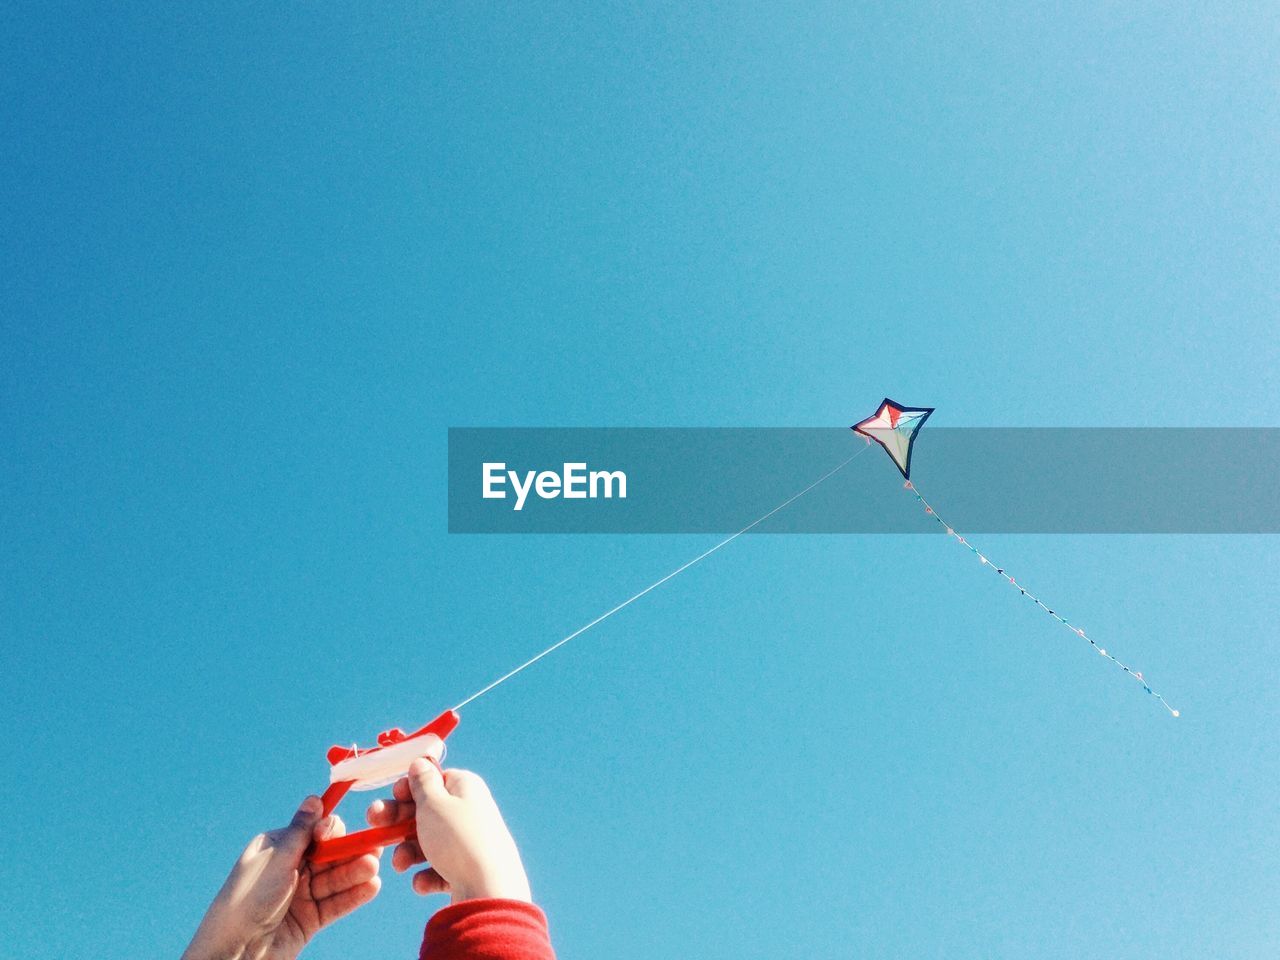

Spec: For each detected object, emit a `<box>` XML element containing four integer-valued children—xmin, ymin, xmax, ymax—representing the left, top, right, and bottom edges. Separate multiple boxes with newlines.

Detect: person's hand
<box><xmin>182</xmin><ymin>797</ymin><xmax>382</xmax><ymax>960</ymax></box>
<box><xmin>365</xmin><ymin>761</ymin><xmax>532</xmax><ymax>905</ymax></box>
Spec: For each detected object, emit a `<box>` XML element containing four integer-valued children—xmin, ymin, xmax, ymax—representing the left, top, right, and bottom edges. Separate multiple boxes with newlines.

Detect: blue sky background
<box><xmin>3</xmin><ymin>3</ymin><xmax>1278</xmax><ymax>958</ymax></box>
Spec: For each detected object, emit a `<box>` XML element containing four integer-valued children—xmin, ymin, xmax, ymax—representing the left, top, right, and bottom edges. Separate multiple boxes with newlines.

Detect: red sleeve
<box><xmin>419</xmin><ymin>899</ymin><xmax>556</xmax><ymax>960</ymax></box>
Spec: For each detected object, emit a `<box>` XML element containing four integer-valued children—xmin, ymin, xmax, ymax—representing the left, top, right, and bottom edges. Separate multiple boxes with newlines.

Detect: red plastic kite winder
<box><xmin>308</xmin><ymin>709</ymin><xmax>459</xmax><ymax>864</ymax></box>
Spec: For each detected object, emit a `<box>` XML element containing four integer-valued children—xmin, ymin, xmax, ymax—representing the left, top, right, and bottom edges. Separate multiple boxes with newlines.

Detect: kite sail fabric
<box><xmin>851</xmin><ymin>398</ymin><xmax>934</xmax><ymax>479</ymax></box>
<box><xmin>853</xmin><ymin>398</ymin><xmax>1179</xmax><ymax>717</ymax></box>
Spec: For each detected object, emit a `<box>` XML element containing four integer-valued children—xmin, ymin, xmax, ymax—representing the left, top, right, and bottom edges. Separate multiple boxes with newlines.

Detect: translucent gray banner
<box><xmin>447</xmin><ymin>428</ymin><xmax>1279</xmax><ymax>533</ymax></box>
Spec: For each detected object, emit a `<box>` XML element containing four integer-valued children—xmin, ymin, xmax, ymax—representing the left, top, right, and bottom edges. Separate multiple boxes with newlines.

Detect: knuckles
<box><xmin>443</xmin><ymin>768</ymin><xmax>489</xmax><ymax>796</ymax></box>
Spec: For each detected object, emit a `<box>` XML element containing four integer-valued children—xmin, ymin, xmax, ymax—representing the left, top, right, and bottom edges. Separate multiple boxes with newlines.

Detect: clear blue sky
<box><xmin>3</xmin><ymin>3</ymin><xmax>1278</xmax><ymax>958</ymax></box>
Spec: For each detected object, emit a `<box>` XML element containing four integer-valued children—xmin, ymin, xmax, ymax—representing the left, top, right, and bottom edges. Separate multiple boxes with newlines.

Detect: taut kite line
<box><xmin>307</xmin><ymin>443</ymin><xmax>870</xmax><ymax>862</ymax></box>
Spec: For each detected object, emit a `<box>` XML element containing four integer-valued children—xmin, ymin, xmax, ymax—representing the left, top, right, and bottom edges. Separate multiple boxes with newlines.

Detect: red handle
<box><xmin>305</xmin><ymin>714</ymin><xmax>456</xmax><ymax>866</ymax></box>
<box><xmin>309</xmin><ymin>818</ymin><xmax>417</xmax><ymax>864</ymax></box>
<box><xmin>310</xmin><ymin>766</ymin><xmax>438</xmax><ymax>864</ymax></box>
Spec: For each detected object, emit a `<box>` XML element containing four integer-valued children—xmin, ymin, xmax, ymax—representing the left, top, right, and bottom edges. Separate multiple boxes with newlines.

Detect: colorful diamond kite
<box><xmin>851</xmin><ymin>397</ymin><xmax>934</xmax><ymax>479</ymax></box>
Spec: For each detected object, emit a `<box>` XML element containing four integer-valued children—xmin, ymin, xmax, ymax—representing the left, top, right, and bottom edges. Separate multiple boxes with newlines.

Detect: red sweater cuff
<box><xmin>420</xmin><ymin>899</ymin><xmax>556</xmax><ymax>960</ymax></box>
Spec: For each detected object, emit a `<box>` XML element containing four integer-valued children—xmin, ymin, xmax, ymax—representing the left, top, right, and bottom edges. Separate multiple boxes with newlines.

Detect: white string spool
<box><xmin>329</xmin><ymin>733</ymin><xmax>447</xmax><ymax>790</ymax></box>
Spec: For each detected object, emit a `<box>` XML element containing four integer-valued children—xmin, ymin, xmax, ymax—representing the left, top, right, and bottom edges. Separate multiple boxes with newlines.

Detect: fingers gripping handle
<box><xmin>307</xmin><ymin>710</ymin><xmax>458</xmax><ymax>865</ymax></box>
<box><xmin>308</xmin><ymin>808</ymin><xmax>421</xmax><ymax>864</ymax></box>
<box><xmin>309</xmin><ymin>755</ymin><xmax>446</xmax><ymax>863</ymax></box>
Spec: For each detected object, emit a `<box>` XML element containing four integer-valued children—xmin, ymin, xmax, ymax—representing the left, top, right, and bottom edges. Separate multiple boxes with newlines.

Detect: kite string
<box><xmin>904</xmin><ymin>481</ymin><xmax>1179</xmax><ymax>717</ymax></box>
<box><xmin>451</xmin><ymin>446</ymin><xmax>870</xmax><ymax>712</ymax></box>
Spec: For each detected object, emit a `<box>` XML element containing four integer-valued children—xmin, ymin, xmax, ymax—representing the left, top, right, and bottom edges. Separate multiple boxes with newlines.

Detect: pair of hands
<box><xmin>182</xmin><ymin>760</ymin><xmax>531</xmax><ymax>960</ymax></box>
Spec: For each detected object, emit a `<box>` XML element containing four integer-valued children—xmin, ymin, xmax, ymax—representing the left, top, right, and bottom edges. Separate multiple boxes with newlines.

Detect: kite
<box><xmin>305</xmin><ymin>397</ymin><xmax>1177</xmax><ymax>863</ymax></box>
<box><xmin>852</xmin><ymin>397</ymin><xmax>1177</xmax><ymax>718</ymax></box>
<box><xmin>851</xmin><ymin>398</ymin><xmax>933</xmax><ymax>479</ymax></box>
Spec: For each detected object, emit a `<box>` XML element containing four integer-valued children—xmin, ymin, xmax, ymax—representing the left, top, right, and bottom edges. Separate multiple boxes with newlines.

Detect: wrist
<box><xmin>449</xmin><ymin>869</ymin><xmax>532</xmax><ymax>905</ymax></box>
<box><xmin>181</xmin><ymin>931</ymin><xmax>248</xmax><ymax>960</ymax></box>
<box><xmin>182</xmin><ymin>907</ymin><xmax>255</xmax><ymax>960</ymax></box>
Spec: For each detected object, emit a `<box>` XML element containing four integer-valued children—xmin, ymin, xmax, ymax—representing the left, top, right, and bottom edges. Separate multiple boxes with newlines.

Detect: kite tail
<box><xmin>904</xmin><ymin>481</ymin><xmax>1179</xmax><ymax>718</ymax></box>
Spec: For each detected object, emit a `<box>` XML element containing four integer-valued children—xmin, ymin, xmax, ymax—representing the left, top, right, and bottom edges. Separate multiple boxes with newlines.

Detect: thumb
<box><xmin>278</xmin><ymin>795</ymin><xmax>324</xmax><ymax>856</ymax></box>
<box><xmin>406</xmin><ymin>757</ymin><xmax>447</xmax><ymax>807</ymax></box>
<box><xmin>411</xmin><ymin>866</ymin><xmax>451</xmax><ymax>897</ymax></box>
